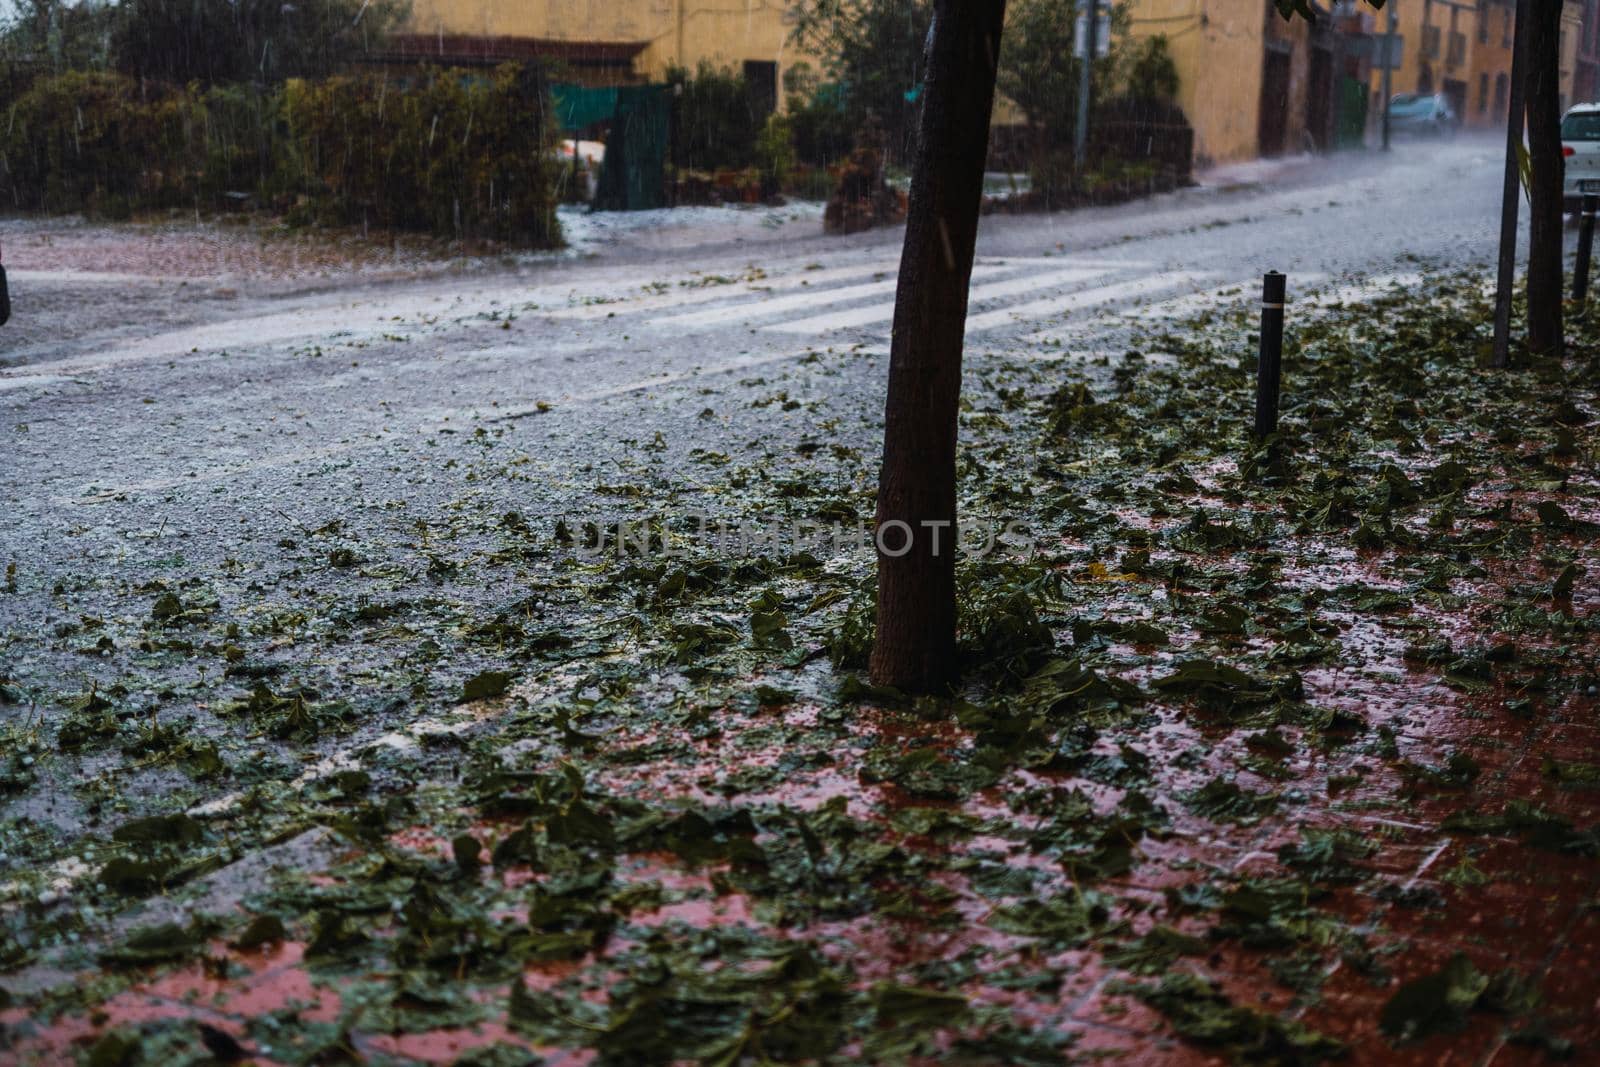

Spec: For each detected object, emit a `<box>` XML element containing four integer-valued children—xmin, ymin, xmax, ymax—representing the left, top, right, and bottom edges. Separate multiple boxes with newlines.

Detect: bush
<box><xmin>667</xmin><ymin>62</ymin><xmax>762</xmax><ymax>173</ymax></box>
<box><xmin>786</xmin><ymin>81</ymin><xmax>854</xmax><ymax>168</ymax></box>
<box><xmin>2</xmin><ymin>72</ymin><xmax>171</xmax><ymax>213</ymax></box>
<box><xmin>755</xmin><ymin>113</ymin><xmax>796</xmax><ymax>197</ymax></box>
<box><xmin>283</xmin><ymin>65</ymin><xmax>561</xmax><ymax>243</ymax></box>
<box><xmin>0</xmin><ymin>65</ymin><xmax>562</xmax><ymax>246</ymax></box>
<box><xmin>784</xmin><ymin>165</ymin><xmax>836</xmax><ymax>202</ymax></box>
<box><xmin>1117</xmin><ymin>35</ymin><xmax>1180</xmax><ymax>102</ymax></box>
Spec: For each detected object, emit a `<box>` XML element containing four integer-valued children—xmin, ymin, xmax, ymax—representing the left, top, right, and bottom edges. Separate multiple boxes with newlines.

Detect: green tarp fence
<box><xmin>552</xmin><ymin>82</ymin><xmax>668</xmax><ymax>212</ymax></box>
<box><xmin>553</xmin><ymin>84</ymin><xmax>619</xmax><ymax>131</ymax></box>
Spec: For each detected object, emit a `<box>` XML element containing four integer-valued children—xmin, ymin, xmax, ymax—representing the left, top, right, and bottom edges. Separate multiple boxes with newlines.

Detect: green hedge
<box><xmin>0</xmin><ymin>66</ymin><xmax>561</xmax><ymax>246</ymax></box>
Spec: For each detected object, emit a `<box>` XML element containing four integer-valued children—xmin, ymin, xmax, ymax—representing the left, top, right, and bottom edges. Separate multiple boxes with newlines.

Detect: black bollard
<box><xmin>1573</xmin><ymin>194</ymin><xmax>1598</xmax><ymax>312</ymax></box>
<box><xmin>1255</xmin><ymin>271</ymin><xmax>1286</xmax><ymax>440</ymax></box>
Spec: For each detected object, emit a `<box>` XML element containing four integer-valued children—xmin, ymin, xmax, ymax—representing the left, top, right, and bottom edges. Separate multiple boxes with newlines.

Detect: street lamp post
<box><xmin>1074</xmin><ymin>0</ymin><xmax>1100</xmax><ymax>172</ymax></box>
<box><xmin>1381</xmin><ymin>1</ymin><xmax>1398</xmax><ymax>150</ymax></box>
<box><xmin>1491</xmin><ymin>0</ymin><xmax>1529</xmax><ymax>368</ymax></box>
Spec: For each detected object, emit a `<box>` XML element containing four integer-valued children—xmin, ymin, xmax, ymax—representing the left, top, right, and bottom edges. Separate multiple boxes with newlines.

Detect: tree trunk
<box><xmin>1525</xmin><ymin>0</ymin><xmax>1565</xmax><ymax>357</ymax></box>
<box><xmin>870</xmin><ymin>0</ymin><xmax>1008</xmax><ymax>693</ymax></box>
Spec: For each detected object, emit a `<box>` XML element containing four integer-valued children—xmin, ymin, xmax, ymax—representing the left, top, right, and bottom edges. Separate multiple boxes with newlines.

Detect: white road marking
<box><xmin>1115</xmin><ymin>273</ymin><xmax>1329</xmax><ymax>322</ymax></box>
<box><xmin>972</xmin><ymin>257</ymin><xmax>1155</xmax><ymax>270</ymax></box>
<box><xmin>539</xmin><ymin>256</ymin><xmax>1135</xmax><ymax>323</ymax></box>
<box><xmin>1118</xmin><ymin>283</ymin><xmax>1252</xmax><ymax>321</ymax></box>
<box><xmin>3</xmin><ymin>263</ymin><xmax>890</xmax><ymax>378</ymax></box>
<box><xmin>651</xmin><ymin>262</ymin><xmax>1024</xmax><ymax>331</ymax></box>
<box><xmin>542</xmin><ymin>260</ymin><xmax>903</xmax><ymax>321</ymax></box>
<box><xmin>653</xmin><ymin>278</ymin><xmax>897</xmax><ymax>330</ymax></box>
<box><xmin>765</xmin><ymin>265</ymin><xmax>1114</xmax><ymax>335</ymax></box>
<box><xmin>987</xmin><ymin>271</ymin><xmax>1214</xmax><ymax>338</ymax></box>
<box><xmin>490</xmin><ymin>345</ymin><xmax>876</xmax><ymax>420</ymax></box>
<box><xmin>0</xmin><ymin>374</ymin><xmax>86</xmax><ymax>392</ymax></box>
<box><xmin>1</xmin><ymin>281</ymin><xmax>573</xmax><ymax>377</ymax></box>
<box><xmin>959</xmin><ymin>266</ymin><xmax>1112</xmax><ymax>303</ymax></box>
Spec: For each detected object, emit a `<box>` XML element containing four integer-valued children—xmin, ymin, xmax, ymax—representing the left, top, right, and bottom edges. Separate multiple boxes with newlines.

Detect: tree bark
<box><xmin>1525</xmin><ymin>0</ymin><xmax>1565</xmax><ymax>357</ymax></box>
<box><xmin>870</xmin><ymin>0</ymin><xmax>1008</xmax><ymax>693</ymax></box>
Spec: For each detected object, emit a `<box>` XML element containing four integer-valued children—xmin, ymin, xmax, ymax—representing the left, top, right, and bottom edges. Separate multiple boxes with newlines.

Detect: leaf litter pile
<box><xmin>2</xmin><ymin>274</ymin><xmax>1598</xmax><ymax>1064</ymax></box>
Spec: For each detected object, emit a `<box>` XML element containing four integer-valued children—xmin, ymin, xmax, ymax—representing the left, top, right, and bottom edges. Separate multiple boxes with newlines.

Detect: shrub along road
<box><xmin>1</xmin><ymin>137</ymin><xmax>1597</xmax><ymax>1064</ymax></box>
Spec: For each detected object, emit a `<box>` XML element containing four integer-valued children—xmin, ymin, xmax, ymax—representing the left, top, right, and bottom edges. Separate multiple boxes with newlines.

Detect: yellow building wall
<box><xmin>1562</xmin><ymin>0</ymin><xmax>1585</xmax><ymax>111</ymax></box>
<box><xmin>1463</xmin><ymin>0</ymin><xmax>1516</xmax><ymax>127</ymax></box>
<box><xmin>404</xmin><ymin>0</ymin><xmax>799</xmax><ymax>82</ymax></box>
<box><xmin>1125</xmin><ymin>0</ymin><xmax>1266</xmax><ymax>166</ymax></box>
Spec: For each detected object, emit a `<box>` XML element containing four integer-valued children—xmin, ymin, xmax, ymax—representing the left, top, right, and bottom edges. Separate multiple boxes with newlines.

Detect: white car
<box><xmin>1562</xmin><ymin>103</ymin><xmax>1600</xmax><ymax>213</ymax></box>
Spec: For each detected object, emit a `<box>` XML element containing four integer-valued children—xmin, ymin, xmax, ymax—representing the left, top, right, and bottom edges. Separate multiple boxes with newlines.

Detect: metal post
<box><xmin>1575</xmin><ymin>194</ymin><xmax>1598</xmax><ymax>312</ymax></box>
<box><xmin>1492</xmin><ymin>0</ymin><xmax>1530</xmax><ymax>368</ymax></box>
<box><xmin>1255</xmin><ymin>272</ymin><xmax>1286</xmax><ymax>439</ymax></box>
<box><xmin>1381</xmin><ymin>2</ymin><xmax>1397</xmax><ymax>151</ymax></box>
<box><xmin>1074</xmin><ymin>0</ymin><xmax>1100</xmax><ymax>172</ymax></box>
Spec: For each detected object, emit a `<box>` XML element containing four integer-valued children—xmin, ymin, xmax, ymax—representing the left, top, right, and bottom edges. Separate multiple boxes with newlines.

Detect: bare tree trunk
<box><xmin>870</xmin><ymin>0</ymin><xmax>1008</xmax><ymax>693</ymax></box>
<box><xmin>1526</xmin><ymin>0</ymin><xmax>1565</xmax><ymax>357</ymax></box>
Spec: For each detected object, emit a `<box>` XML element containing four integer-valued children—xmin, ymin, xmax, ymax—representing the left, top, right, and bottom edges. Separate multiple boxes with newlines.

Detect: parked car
<box><xmin>1562</xmin><ymin>103</ymin><xmax>1600</xmax><ymax>214</ymax></box>
<box><xmin>1386</xmin><ymin>93</ymin><xmax>1459</xmax><ymax>138</ymax></box>
<box><xmin>0</xmin><ymin>239</ymin><xmax>9</xmax><ymax>327</ymax></box>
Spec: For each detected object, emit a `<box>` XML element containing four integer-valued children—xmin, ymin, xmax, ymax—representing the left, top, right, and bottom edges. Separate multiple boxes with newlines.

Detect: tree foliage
<box><xmin>1117</xmin><ymin>34</ymin><xmax>1179</xmax><ymax>101</ymax></box>
<box><xmin>1</xmin><ymin>0</ymin><xmax>408</xmax><ymax>87</ymax></box>
<box><xmin>790</xmin><ymin>0</ymin><xmax>933</xmax><ymax>164</ymax></box>
<box><xmin>0</xmin><ymin>0</ymin><xmax>119</xmax><ymax>74</ymax></box>
<box><xmin>782</xmin><ymin>62</ymin><xmax>855</xmax><ymax>167</ymax></box>
<box><xmin>995</xmin><ymin>0</ymin><xmax>1083</xmax><ymax>139</ymax></box>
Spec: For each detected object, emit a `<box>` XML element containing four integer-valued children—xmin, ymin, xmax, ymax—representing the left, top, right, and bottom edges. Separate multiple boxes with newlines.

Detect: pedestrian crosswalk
<box><xmin>542</xmin><ymin>261</ymin><xmax>899</xmax><ymax>321</ymax></box>
<box><xmin>653</xmin><ymin>261</ymin><xmax>1022</xmax><ymax>331</ymax></box>
<box><xmin>765</xmin><ymin>264</ymin><xmax>1114</xmax><ymax>335</ymax></box>
<box><xmin>983</xmin><ymin>271</ymin><xmax>1212</xmax><ymax>339</ymax></box>
<box><xmin>541</xmin><ymin>254</ymin><xmax>1431</xmax><ymax>348</ymax></box>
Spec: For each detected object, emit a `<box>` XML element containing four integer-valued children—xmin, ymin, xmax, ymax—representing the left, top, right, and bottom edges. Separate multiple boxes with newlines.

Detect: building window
<box><xmin>1477</xmin><ymin>0</ymin><xmax>1489</xmax><ymax>43</ymax></box>
<box><xmin>1448</xmin><ymin>31</ymin><xmax>1467</xmax><ymax>65</ymax></box>
<box><xmin>1423</xmin><ymin>24</ymin><xmax>1442</xmax><ymax>58</ymax></box>
<box><xmin>1478</xmin><ymin>72</ymin><xmax>1489</xmax><ymax>112</ymax></box>
<box><xmin>743</xmin><ymin>60</ymin><xmax>777</xmax><ymax>119</ymax></box>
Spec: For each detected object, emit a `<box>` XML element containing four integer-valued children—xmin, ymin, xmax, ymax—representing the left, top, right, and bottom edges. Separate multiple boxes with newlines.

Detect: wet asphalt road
<box><xmin>0</xmin><ymin>135</ymin><xmax>1538</xmax><ymax>830</ymax></box>
<box><xmin>1</xmin><ymin>136</ymin><xmax>1525</xmax><ymax>532</ymax></box>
